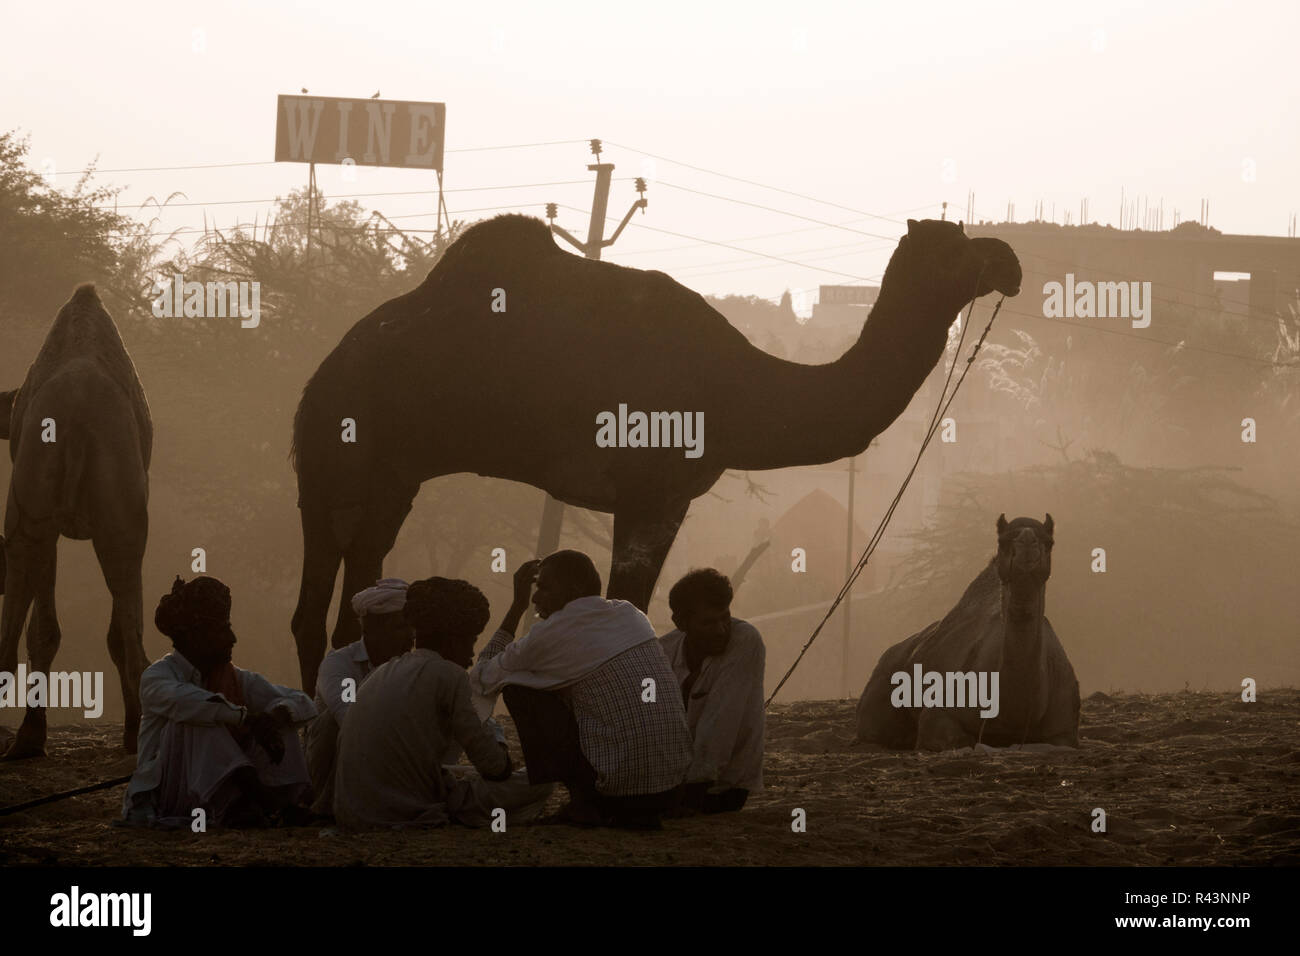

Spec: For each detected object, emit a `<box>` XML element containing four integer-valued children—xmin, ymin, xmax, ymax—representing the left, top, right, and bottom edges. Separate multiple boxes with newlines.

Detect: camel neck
<box><xmin>997</xmin><ymin>585</ymin><xmax>1046</xmax><ymax>730</ymax></box>
<box><xmin>718</xmin><ymin>293</ymin><xmax>956</xmax><ymax>469</ymax></box>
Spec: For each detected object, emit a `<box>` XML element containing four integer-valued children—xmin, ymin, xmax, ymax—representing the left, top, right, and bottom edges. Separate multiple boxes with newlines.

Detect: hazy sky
<box><xmin>4</xmin><ymin>0</ymin><xmax>1297</xmax><ymax>302</ymax></box>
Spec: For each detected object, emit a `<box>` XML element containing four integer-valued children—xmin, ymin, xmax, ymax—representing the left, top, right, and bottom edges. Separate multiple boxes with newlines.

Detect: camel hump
<box><xmin>71</xmin><ymin>282</ymin><xmax>101</xmax><ymax>305</ymax></box>
<box><xmin>16</xmin><ymin>286</ymin><xmax>152</xmax><ymax>468</ymax></box>
<box><xmin>429</xmin><ymin>214</ymin><xmax>560</xmax><ymax>280</ymax></box>
<box><xmin>36</xmin><ymin>284</ymin><xmax>132</xmax><ymax>370</ymax></box>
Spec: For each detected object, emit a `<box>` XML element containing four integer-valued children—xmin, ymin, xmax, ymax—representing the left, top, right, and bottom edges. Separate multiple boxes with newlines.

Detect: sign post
<box><xmin>275</xmin><ymin>93</ymin><xmax>447</xmax><ymax>248</ymax></box>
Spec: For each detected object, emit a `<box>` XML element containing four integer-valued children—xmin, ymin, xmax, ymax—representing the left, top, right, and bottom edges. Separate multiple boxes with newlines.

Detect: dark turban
<box><xmin>155</xmin><ymin>575</ymin><xmax>231</xmax><ymax>640</ymax></box>
<box><xmin>404</xmin><ymin>577</ymin><xmax>490</xmax><ymax>641</ymax></box>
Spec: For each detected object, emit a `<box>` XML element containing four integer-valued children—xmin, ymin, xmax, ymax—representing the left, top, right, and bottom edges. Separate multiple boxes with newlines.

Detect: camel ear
<box><xmin>996</xmin><ymin>513</ymin><xmax>1008</xmax><ymax>534</ymax></box>
<box><xmin>1044</xmin><ymin>513</ymin><xmax>1054</xmax><ymax>534</ymax></box>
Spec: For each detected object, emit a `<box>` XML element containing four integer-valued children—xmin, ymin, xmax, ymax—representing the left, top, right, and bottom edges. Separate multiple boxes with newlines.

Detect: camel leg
<box><xmin>606</xmin><ymin>500</ymin><xmax>689</xmax><ymax>611</ymax></box>
<box><xmin>3</xmin><ymin>534</ymin><xmax>57</xmax><ymax>759</ymax></box>
<box><xmin>292</xmin><ymin>506</ymin><xmax>344</xmax><ymax>693</ymax></box>
<box><xmin>95</xmin><ymin>536</ymin><xmax>147</xmax><ymax>754</ymax></box>
<box><xmin>332</xmin><ymin>490</ymin><xmax>416</xmax><ymax>655</ymax></box>
<box><xmin>0</xmin><ymin>534</ymin><xmax>31</xmax><ymax>676</ymax></box>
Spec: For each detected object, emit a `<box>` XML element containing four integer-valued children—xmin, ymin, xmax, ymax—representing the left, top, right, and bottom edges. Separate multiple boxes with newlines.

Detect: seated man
<box><xmin>659</xmin><ymin>569</ymin><xmax>765</xmax><ymax>813</ymax></box>
<box><xmin>122</xmin><ymin>576</ymin><xmax>316</xmax><ymax>828</ymax></box>
<box><xmin>332</xmin><ymin>577</ymin><xmax>552</xmax><ymax>830</ymax></box>
<box><xmin>306</xmin><ymin>578</ymin><xmax>413</xmax><ymax>817</ymax></box>
<box><xmin>471</xmin><ymin>551</ymin><xmax>693</xmax><ymax>829</ymax></box>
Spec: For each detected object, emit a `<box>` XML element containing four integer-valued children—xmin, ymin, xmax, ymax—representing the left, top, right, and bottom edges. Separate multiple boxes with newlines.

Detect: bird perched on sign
<box><xmin>371</xmin><ymin>90</ymin><xmax>381</xmax><ymax>98</ymax></box>
<box><xmin>301</xmin><ymin>87</ymin><xmax>309</xmax><ymax>93</ymax></box>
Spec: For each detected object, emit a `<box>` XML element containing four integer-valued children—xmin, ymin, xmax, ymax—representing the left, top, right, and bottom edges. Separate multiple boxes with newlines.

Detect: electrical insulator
<box><xmin>545</xmin><ymin>203</ymin><xmax>557</xmax><ymax>221</ymax></box>
<box><xmin>589</xmin><ymin>138</ymin><xmax>602</xmax><ymax>158</ymax></box>
<box><xmin>634</xmin><ymin>177</ymin><xmax>646</xmax><ymax>195</ymax></box>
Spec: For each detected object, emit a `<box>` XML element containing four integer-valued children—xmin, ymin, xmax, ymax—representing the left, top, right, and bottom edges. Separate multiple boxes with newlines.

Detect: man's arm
<box><xmin>470</xmin><ymin>559</ymin><xmax>539</xmax><ymax>695</ymax></box>
<box><xmin>240</xmin><ymin>669</ymin><xmax>318</xmax><ymax>725</ymax></box>
<box><xmin>447</xmin><ymin>670</ymin><xmax>512</xmax><ymax>781</ymax></box>
<box><xmin>497</xmin><ymin>558</ymin><xmax>539</xmax><ymax>638</ymax></box>
<box><xmin>139</xmin><ymin>665</ymin><xmax>245</xmax><ymax>728</ymax></box>
<box><xmin>314</xmin><ymin>651</ymin><xmax>353</xmax><ymax>722</ymax></box>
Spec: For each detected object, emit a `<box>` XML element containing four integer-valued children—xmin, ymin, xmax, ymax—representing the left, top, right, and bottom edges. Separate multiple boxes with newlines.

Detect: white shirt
<box><xmin>659</xmin><ymin>619</ymin><xmax>766</xmax><ymax>793</ymax></box>
<box><xmin>470</xmin><ymin>595</ymin><xmax>656</xmax><ymax>698</ymax></box>
<box><xmin>315</xmin><ymin>639</ymin><xmax>372</xmax><ymax>723</ymax></box>
<box><xmin>123</xmin><ymin>650</ymin><xmax>317</xmax><ymax>817</ymax></box>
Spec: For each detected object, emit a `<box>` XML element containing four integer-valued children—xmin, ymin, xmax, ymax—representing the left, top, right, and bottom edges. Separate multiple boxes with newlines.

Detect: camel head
<box><xmin>995</xmin><ymin>513</ymin><xmax>1053</xmax><ymax>617</ymax></box>
<box><xmin>886</xmin><ymin>220</ymin><xmax>1022</xmax><ymax>313</ymax></box>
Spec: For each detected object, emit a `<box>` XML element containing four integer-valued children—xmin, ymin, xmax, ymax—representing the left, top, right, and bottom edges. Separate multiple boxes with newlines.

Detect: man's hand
<box><xmin>511</xmin><ymin>559</ymin><xmax>541</xmax><ymax>611</ymax></box>
<box><xmin>246</xmin><ymin>712</ymin><xmax>286</xmax><ymax>764</ymax></box>
<box><xmin>498</xmin><ymin>559</ymin><xmax>541</xmax><ymax>637</ymax></box>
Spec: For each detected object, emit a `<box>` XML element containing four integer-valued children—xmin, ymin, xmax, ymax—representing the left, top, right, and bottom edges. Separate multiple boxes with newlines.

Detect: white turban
<box><xmin>351</xmin><ymin>578</ymin><xmax>409</xmax><ymax>618</ymax></box>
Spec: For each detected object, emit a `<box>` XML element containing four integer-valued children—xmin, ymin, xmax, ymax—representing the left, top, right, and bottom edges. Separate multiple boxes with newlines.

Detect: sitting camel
<box><xmin>856</xmin><ymin>514</ymin><xmax>1079</xmax><ymax>750</ymax></box>
<box><xmin>0</xmin><ymin>285</ymin><xmax>152</xmax><ymax>757</ymax></box>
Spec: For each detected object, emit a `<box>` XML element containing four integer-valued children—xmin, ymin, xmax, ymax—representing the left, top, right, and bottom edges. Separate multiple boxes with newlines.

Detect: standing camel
<box><xmin>290</xmin><ymin>216</ymin><xmax>1021</xmax><ymax>691</ymax></box>
<box><xmin>0</xmin><ymin>285</ymin><xmax>151</xmax><ymax>757</ymax></box>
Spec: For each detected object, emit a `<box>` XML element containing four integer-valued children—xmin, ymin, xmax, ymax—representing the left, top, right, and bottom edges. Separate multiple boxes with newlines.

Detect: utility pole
<box><xmin>526</xmin><ymin>140</ymin><xmax>648</xmax><ymax>614</ymax></box>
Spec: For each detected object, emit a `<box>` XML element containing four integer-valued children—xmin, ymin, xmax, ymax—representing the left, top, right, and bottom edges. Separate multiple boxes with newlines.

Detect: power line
<box><xmin>673</xmin><ymin>239</ymin><xmax>896</xmax><ymax>279</ymax></box>
<box><xmin>603</xmin><ymin>140</ymin><xmax>912</xmax><ymax>226</ymax></box>
<box><xmin>559</xmin><ymin>204</ymin><xmax>875</xmax><ymax>282</ymax></box>
<box><xmin>657</xmin><ymin>181</ymin><xmax>898</xmax><ymax>241</ymax></box>
<box><xmin>87</xmin><ymin>179</ymin><xmax>632</xmax><ymax>211</ymax></box>
<box><xmin>42</xmin><ymin>140</ymin><xmax>590</xmax><ymax>176</ymax></box>
<box><xmin>45</xmin><ymin>160</ymin><xmax>273</xmax><ymax>176</ymax></box>
<box><xmin>610</xmin><ymin>204</ymin><xmax>943</xmax><ymax>258</ymax></box>
<box><xmin>5</xmin><ymin>203</ymin><xmax>554</xmax><ymax>245</ymax></box>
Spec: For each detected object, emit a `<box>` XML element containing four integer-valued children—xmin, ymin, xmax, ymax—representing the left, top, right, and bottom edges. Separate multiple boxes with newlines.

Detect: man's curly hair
<box><xmin>404</xmin><ymin>577</ymin><xmax>491</xmax><ymax>643</ymax></box>
<box><xmin>668</xmin><ymin>568</ymin><xmax>733</xmax><ymax>620</ymax></box>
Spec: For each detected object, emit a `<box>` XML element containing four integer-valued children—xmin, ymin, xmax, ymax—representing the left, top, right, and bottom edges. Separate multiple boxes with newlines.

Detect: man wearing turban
<box><xmin>306</xmin><ymin>578</ymin><xmax>414</xmax><ymax>817</ymax></box>
<box><xmin>121</xmin><ymin>576</ymin><xmax>316</xmax><ymax>827</ymax></box>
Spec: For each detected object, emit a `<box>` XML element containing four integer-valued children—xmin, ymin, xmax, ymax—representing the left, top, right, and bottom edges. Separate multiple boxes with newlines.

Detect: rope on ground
<box><xmin>0</xmin><ymin>773</ymin><xmax>132</xmax><ymax>816</ymax></box>
<box><xmin>764</xmin><ymin>285</ymin><xmax>1006</xmax><ymax>708</ymax></box>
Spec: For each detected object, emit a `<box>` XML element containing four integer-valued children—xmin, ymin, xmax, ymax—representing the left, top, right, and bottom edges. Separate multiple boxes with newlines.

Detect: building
<box><xmin>965</xmin><ymin>221</ymin><xmax>1300</xmax><ymax>328</ymax></box>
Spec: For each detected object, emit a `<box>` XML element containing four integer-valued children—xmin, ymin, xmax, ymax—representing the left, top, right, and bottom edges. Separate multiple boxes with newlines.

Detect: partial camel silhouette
<box><xmin>0</xmin><ymin>285</ymin><xmax>152</xmax><ymax>758</ymax></box>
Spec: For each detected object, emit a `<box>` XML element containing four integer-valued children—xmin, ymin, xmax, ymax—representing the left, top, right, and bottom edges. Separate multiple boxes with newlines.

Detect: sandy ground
<box><xmin>1</xmin><ymin>689</ymin><xmax>1297</xmax><ymax>866</ymax></box>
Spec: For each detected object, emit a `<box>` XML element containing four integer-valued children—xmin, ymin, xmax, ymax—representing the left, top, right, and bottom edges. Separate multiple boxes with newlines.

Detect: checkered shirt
<box><xmin>482</xmin><ymin>630</ymin><xmax>693</xmax><ymax>797</ymax></box>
